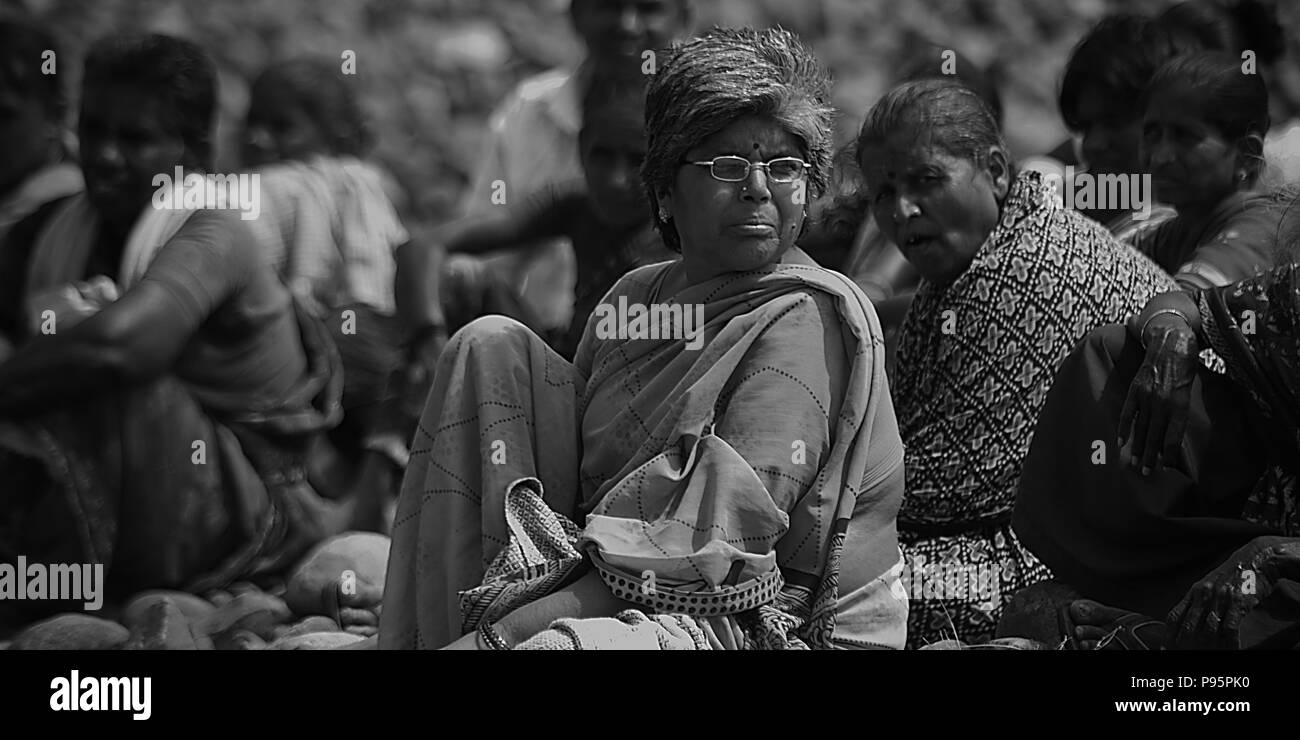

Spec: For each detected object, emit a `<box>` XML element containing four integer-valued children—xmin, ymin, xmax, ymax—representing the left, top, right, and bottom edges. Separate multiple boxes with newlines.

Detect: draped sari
<box><xmin>1014</xmin><ymin>262</ymin><xmax>1300</xmax><ymax>621</ymax></box>
<box><xmin>894</xmin><ymin>171</ymin><xmax>1177</xmax><ymax>646</ymax></box>
<box><xmin>380</xmin><ymin>255</ymin><xmax>907</xmax><ymax>649</ymax></box>
<box><xmin>0</xmin><ymin>196</ymin><xmax>345</xmax><ymax>622</ymax></box>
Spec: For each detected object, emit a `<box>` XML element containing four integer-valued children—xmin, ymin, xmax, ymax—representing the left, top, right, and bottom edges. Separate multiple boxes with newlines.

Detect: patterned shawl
<box><xmin>1198</xmin><ymin>261</ymin><xmax>1300</xmax><ymax>535</ymax></box>
<box><xmin>894</xmin><ymin>170</ymin><xmax>1176</xmax><ymax>533</ymax></box>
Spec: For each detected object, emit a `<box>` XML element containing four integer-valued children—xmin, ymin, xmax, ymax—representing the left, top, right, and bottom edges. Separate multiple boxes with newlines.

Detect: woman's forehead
<box><xmin>689</xmin><ymin>115</ymin><xmax>802</xmax><ymax>156</ymax></box>
<box><xmin>1142</xmin><ymin>84</ymin><xmax>1206</xmax><ymax>123</ymax></box>
<box><xmin>861</xmin><ymin>133</ymin><xmax>958</xmax><ymax>176</ymax></box>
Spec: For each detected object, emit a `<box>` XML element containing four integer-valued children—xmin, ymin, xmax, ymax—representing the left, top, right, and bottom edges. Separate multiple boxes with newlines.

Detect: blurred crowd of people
<box><xmin>0</xmin><ymin>0</ymin><xmax>1297</xmax><ymax>650</ymax></box>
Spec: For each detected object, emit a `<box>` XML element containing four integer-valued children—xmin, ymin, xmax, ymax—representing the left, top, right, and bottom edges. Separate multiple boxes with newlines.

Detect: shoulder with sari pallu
<box><xmin>894</xmin><ymin>170</ymin><xmax>1176</xmax><ymax>524</ymax></box>
<box><xmin>573</xmin><ymin>254</ymin><xmax>901</xmax><ymax>649</ymax></box>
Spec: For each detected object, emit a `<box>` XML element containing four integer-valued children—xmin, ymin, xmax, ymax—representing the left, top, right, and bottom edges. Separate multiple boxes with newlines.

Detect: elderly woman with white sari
<box><xmin>380</xmin><ymin>27</ymin><xmax>907</xmax><ymax>650</ymax></box>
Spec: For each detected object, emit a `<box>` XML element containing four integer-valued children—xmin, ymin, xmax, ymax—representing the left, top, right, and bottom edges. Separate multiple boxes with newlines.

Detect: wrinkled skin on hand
<box><xmin>1118</xmin><ymin>315</ymin><xmax>1199</xmax><ymax>475</ymax></box>
<box><xmin>1165</xmin><ymin>536</ymin><xmax>1300</xmax><ymax>649</ymax></box>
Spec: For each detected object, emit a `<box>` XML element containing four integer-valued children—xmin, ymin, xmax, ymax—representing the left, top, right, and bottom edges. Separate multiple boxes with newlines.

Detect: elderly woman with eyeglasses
<box><xmin>853</xmin><ymin>79</ymin><xmax>1179</xmax><ymax>647</ymax></box>
<box><xmin>380</xmin><ymin>28</ymin><xmax>908</xmax><ymax>650</ymax></box>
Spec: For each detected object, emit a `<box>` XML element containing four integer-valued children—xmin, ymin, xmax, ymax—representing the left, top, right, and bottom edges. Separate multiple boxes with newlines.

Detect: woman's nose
<box><xmin>893</xmin><ymin>192</ymin><xmax>920</xmax><ymax>223</ymax></box>
<box><xmin>1146</xmin><ymin>134</ymin><xmax>1176</xmax><ymax>167</ymax></box>
<box><xmin>86</xmin><ymin>138</ymin><xmax>124</xmax><ymax>169</ymax></box>
<box><xmin>740</xmin><ymin>166</ymin><xmax>771</xmax><ymax>202</ymax></box>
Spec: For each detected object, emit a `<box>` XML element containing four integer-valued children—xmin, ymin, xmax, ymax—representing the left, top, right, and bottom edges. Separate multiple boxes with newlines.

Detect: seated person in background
<box><xmin>241</xmin><ymin>58</ymin><xmax>484</xmax><ymax>527</ymax></box>
<box><xmin>1012</xmin><ymin>206</ymin><xmax>1300</xmax><ymax>649</ymax></box>
<box><xmin>1133</xmin><ymin>51</ymin><xmax>1290</xmax><ymax>290</ymax></box>
<box><xmin>1048</xmin><ymin>14</ymin><xmax>1184</xmax><ymax>238</ymax></box>
<box><xmin>854</xmin><ymin>79</ymin><xmax>1176</xmax><ymax>647</ymax></box>
<box><xmin>0</xmin><ymin>35</ymin><xmax>344</xmax><ymax>627</ymax></box>
<box><xmin>1157</xmin><ymin>0</ymin><xmax>1299</xmax><ymax>187</ymax></box>
<box><xmin>381</xmin><ymin>28</ymin><xmax>907</xmax><ymax>651</ymax></box>
<box><xmin>0</xmin><ymin>17</ymin><xmax>83</xmax><ymax>361</ymax></box>
<box><xmin>457</xmin><ymin>0</ymin><xmax>693</xmax><ymax>335</ymax></box>
<box><xmin>435</xmin><ymin>69</ymin><xmax>674</xmax><ymax>360</ymax></box>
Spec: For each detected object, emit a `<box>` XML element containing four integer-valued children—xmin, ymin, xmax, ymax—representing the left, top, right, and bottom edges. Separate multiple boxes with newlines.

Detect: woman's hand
<box><xmin>1117</xmin><ymin>313</ymin><xmax>1199</xmax><ymax>475</ymax></box>
<box><xmin>28</xmin><ymin>277</ymin><xmax>119</xmax><ymax>334</ymax></box>
<box><xmin>699</xmin><ymin>615</ymin><xmax>747</xmax><ymax>650</ymax></box>
<box><xmin>1164</xmin><ymin>536</ymin><xmax>1298</xmax><ymax>649</ymax></box>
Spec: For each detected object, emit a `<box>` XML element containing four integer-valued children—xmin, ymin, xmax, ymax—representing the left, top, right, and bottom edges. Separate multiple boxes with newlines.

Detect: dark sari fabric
<box><xmin>1197</xmin><ymin>261</ymin><xmax>1300</xmax><ymax>535</ymax></box>
<box><xmin>1132</xmin><ymin>190</ymin><xmax>1289</xmax><ymax>290</ymax></box>
<box><xmin>1014</xmin><ymin>262</ymin><xmax>1300</xmax><ymax>619</ymax></box>
<box><xmin>0</xmin><ymin>298</ymin><xmax>345</xmax><ymax>625</ymax></box>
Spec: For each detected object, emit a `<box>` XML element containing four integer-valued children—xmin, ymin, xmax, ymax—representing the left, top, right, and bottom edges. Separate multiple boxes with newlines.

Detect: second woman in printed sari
<box><xmin>855</xmin><ymin>79</ymin><xmax>1176</xmax><ymax>647</ymax></box>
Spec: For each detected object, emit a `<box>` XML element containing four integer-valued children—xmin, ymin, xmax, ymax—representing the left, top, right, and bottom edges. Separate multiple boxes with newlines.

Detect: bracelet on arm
<box><xmin>477</xmin><ymin>622</ymin><xmax>512</xmax><ymax>650</ymax></box>
<box><xmin>1139</xmin><ymin>307</ymin><xmax>1193</xmax><ymax>339</ymax></box>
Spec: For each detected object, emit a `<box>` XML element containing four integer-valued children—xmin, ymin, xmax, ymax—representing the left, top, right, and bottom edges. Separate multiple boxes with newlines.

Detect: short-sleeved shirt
<box><xmin>1</xmin><ymin>203</ymin><xmax>305</xmax><ymax>410</ymax></box>
<box><xmin>250</xmin><ymin>155</ymin><xmax>410</xmax><ymax>315</ymax></box>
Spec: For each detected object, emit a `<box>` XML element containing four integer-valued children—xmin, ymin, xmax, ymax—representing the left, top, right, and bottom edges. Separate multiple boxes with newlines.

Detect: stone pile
<box><xmin>1</xmin><ymin>532</ymin><xmax>390</xmax><ymax>651</ymax></box>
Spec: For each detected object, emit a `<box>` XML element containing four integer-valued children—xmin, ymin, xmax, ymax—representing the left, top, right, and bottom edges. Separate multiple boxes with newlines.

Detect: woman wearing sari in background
<box><xmin>1131</xmin><ymin>51</ymin><xmax>1289</xmax><ymax>291</ymax></box>
<box><xmin>0</xmin><ymin>17</ymin><xmax>82</xmax><ymax>362</ymax></box>
<box><xmin>0</xmin><ymin>35</ymin><xmax>344</xmax><ymax>629</ymax></box>
<box><xmin>801</xmin><ymin>44</ymin><xmax>1002</xmax><ymax>374</ymax></box>
<box><xmin>1158</xmin><ymin>0</ymin><xmax>1299</xmax><ymax>188</ymax></box>
<box><xmin>1012</xmin><ymin>200</ymin><xmax>1300</xmax><ymax>649</ymax></box>
<box><xmin>1047</xmin><ymin>14</ymin><xmax>1184</xmax><ymax>239</ymax></box>
<box><xmin>380</xmin><ymin>28</ymin><xmax>907</xmax><ymax>651</ymax></box>
<box><xmin>854</xmin><ymin>79</ymin><xmax>1176</xmax><ymax>647</ymax></box>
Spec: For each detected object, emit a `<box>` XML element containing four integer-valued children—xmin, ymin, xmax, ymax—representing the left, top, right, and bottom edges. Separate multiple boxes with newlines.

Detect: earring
<box><xmin>1238</xmin><ymin>171</ymin><xmax>1248</xmax><ymax>182</ymax></box>
<box><xmin>658</xmin><ymin>208</ymin><xmax>670</xmax><ymax>222</ymax></box>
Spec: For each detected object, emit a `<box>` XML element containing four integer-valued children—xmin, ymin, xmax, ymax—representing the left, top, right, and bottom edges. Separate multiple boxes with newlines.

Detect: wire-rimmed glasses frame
<box><xmin>684</xmin><ymin>155</ymin><xmax>808</xmax><ymax>184</ymax></box>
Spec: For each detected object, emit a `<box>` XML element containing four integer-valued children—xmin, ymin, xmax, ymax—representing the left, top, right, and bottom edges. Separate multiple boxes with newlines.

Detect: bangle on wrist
<box><xmin>477</xmin><ymin>622</ymin><xmax>512</xmax><ymax>650</ymax></box>
<box><xmin>1139</xmin><ymin>308</ymin><xmax>1191</xmax><ymax>339</ymax></box>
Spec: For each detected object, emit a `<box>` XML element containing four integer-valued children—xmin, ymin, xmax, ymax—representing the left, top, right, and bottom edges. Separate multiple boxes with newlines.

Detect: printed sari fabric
<box><xmin>1013</xmin><ymin>262</ymin><xmax>1299</xmax><ymax>621</ymax></box>
<box><xmin>895</xmin><ymin>170</ymin><xmax>1176</xmax><ymax>647</ymax></box>
<box><xmin>1198</xmin><ymin>261</ymin><xmax>1300</xmax><ymax>536</ymax></box>
<box><xmin>380</xmin><ymin>256</ymin><xmax>907</xmax><ymax>649</ymax></box>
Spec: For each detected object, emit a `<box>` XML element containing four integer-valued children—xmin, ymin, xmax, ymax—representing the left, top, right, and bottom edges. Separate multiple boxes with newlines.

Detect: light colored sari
<box><xmin>380</xmin><ymin>255</ymin><xmax>907</xmax><ymax>649</ymax></box>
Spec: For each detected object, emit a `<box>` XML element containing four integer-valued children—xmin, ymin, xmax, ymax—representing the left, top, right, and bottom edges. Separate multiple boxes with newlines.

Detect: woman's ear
<box><xmin>1236</xmin><ymin>133</ymin><xmax>1266</xmax><ymax>181</ymax></box>
<box><xmin>655</xmin><ymin>189</ymin><xmax>674</xmax><ymax>222</ymax></box>
<box><xmin>985</xmin><ymin>146</ymin><xmax>1011</xmax><ymax>200</ymax></box>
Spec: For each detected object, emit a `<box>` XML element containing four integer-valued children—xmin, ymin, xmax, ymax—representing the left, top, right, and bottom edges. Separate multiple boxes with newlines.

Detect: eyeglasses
<box><xmin>685</xmin><ymin>156</ymin><xmax>808</xmax><ymax>183</ymax></box>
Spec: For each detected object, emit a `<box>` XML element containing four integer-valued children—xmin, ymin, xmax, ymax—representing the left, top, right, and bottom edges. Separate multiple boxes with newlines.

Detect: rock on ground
<box><xmin>10</xmin><ymin>614</ymin><xmax>130</xmax><ymax>650</ymax></box>
<box><xmin>269</xmin><ymin>632</ymin><xmax>365</xmax><ymax>650</ymax></box>
<box><xmin>123</xmin><ymin>598</ymin><xmax>200</xmax><ymax>650</ymax></box>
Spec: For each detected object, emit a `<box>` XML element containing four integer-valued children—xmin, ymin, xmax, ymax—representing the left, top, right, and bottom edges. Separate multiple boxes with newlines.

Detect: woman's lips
<box><xmin>728</xmin><ymin>223</ymin><xmax>777</xmax><ymax>237</ymax></box>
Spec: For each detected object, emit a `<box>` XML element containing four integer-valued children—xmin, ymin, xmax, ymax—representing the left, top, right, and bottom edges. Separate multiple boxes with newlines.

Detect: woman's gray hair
<box><xmin>643</xmin><ymin>27</ymin><xmax>835</xmax><ymax>252</ymax></box>
<box><xmin>856</xmin><ymin>78</ymin><xmax>1007</xmax><ymax>167</ymax></box>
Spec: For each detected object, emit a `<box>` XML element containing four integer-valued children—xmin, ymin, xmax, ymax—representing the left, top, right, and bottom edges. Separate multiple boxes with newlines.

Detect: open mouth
<box><xmin>903</xmin><ymin>234</ymin><xmax>938</xmax><ymax>249</ymax></box>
